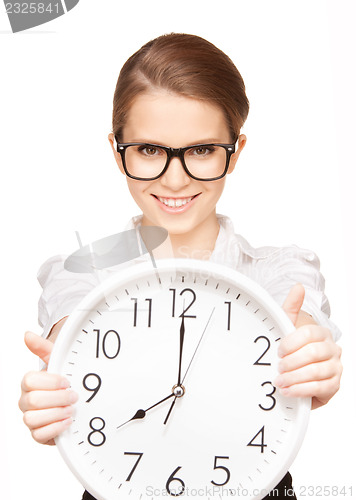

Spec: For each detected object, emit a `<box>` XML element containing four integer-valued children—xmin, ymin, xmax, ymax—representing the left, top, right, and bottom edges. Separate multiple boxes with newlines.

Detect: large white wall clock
<box><xmin>48</xmin><ymin>259</ymin><xmax>310</xmax><ymax>500</ymax></box>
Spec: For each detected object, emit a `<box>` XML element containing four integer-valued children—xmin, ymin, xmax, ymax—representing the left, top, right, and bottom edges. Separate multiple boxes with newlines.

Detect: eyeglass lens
<box><xmin>124</xmin><ymin>144</ymin><xmax>227</xmax><ymax>180</ymax></box>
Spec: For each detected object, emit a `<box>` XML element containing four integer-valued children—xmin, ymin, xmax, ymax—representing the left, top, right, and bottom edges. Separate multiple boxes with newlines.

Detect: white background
<box><xmin>1</xmin><ymin>0</ymin><xmax>355</xmax><ymax>499</ymax></box>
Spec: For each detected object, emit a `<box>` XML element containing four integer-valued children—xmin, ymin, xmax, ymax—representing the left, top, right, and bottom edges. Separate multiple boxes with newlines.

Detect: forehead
<box><xmin>123</xmin><ymin>90</ymin><xmax>230</xmax><ymax>146</ymax></box>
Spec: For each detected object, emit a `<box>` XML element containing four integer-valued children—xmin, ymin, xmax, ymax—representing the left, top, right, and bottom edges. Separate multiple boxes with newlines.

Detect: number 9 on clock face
<box><xmin>48</xmin><ymin>259</ymin><xmax>310</xmax><ymax>500</ymax></box>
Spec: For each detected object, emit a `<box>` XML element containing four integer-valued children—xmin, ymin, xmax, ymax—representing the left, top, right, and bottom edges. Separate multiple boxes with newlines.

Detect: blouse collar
<box><xmin>127</xmin><ymin>214</ymin><xmax>240</xmax><ymax>269</ymax></box>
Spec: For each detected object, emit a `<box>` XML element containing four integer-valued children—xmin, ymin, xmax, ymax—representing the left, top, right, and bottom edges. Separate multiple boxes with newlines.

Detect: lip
<box><xmin>152</xmin><ymin>193</ymin><xmax>201</xmax><ymax>214</ymax></box>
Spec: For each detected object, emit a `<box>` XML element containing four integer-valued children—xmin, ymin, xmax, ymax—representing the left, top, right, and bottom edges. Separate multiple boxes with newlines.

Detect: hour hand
<box><xmin>117</xmin><ymin>393</ymin><xmax>175</xmax><ymax>429</ymax></box>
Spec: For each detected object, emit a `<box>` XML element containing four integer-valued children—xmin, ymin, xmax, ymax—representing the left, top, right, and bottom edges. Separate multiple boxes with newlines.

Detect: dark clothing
<box><xmin>82</xmin><ymin>472</ymin><xmax>297</xmax><ymax>499</ymax></box>
<box><xmin>266</xmin><ymin>472</ymin><xmax>297</xmax><ymax>498</ymax></box>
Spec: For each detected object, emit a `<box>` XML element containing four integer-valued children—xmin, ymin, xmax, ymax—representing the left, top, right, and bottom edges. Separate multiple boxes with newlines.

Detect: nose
<box><xmin>159</xmin><ymin>156</ymin><xmax>191</xmax><ymax>190</ymax></box>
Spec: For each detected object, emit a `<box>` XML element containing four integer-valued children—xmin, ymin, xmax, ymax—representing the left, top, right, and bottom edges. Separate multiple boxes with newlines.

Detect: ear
<box><xmin>108</xmin><ymin>133</ymin><xmax>125</xmax><ymax>175</ymax></box>
<box><xmin>227</xmin><ymin>134</ymin><xmax>247</xmax><ymax>174</ymax></box>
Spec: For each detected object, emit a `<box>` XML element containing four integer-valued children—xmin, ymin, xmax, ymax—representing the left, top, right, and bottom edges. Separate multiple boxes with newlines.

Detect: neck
<box><xmin>141</xmin><ymin>213</ymin><xmax>220</xmax><ymax>261</ymax></box>
<box><xmin>169</xmin><ymin>221</ymin><xmax>220</xmax><ymax>260</ymax></box>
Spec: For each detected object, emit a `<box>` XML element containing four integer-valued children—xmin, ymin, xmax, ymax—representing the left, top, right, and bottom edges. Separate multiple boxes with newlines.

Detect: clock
<box><xmin>48</xmin><ymin>258</ymin><xmax>310</xmax><ymax>500</ymax></box>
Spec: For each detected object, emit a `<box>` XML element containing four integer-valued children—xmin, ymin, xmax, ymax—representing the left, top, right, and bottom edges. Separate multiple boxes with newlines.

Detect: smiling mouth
<box><xmin>152</xmin><ymin>194</ymin><xmax>200</xmax><ymax>208</ymax></box>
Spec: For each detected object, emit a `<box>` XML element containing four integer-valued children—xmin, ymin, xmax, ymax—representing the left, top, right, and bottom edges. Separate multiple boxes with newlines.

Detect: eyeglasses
<box><xmin>114</xmin><ymin>137</ymin><xmax>237</xmax><ymax>181</ymax></box>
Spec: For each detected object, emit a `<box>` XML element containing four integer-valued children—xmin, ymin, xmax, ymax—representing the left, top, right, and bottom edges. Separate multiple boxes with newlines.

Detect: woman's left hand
<box><xmin>274</xmin><ymin>284</ymin><xmax>343</xmax><ymax>409</ymax></box>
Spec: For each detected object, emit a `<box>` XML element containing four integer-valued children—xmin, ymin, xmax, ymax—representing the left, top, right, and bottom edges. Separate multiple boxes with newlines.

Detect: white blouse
<box><xmin>37</xmin><ymin>214</ymin><xmax>341</xmax><ymax>341</ymax></box>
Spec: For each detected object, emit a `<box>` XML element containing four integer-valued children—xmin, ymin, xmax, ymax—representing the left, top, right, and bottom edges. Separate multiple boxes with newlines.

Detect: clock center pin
<box><xmin>172</xmin><ymin>384</ymin><xmax>185</xmax><ymax>397</ymax></box>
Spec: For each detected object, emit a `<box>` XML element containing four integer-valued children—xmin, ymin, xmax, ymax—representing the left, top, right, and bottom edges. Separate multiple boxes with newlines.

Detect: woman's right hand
<box><xmin>18</xmin><ymin>331</ymin><xmax>78</xmax><ymax>445</ymax></box>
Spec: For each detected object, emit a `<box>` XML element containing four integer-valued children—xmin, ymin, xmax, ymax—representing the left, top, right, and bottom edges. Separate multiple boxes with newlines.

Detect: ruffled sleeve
<box><xmin>37</xmin><ymin>216</ymin><xmax>152</xmax><ymax>339</ymax></box>
<box><xmin>37</xmin><ymin>255</ymin><xmax>100</xmax><ymax>338</ymax></box>
<box><xmin>252</xmin><ymin>244</ymin><xmax>342</xmax><ymax>341</ymax></box>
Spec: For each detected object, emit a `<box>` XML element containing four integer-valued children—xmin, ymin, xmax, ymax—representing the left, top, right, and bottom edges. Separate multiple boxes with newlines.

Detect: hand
<box><xmin>18</xmin><ymin>331</ymin><xmax>78</xmax><ymax>445</ymax></box>
<box><xmin>117</xmin><ymin>392</ymin><xmax>175</xmax><ymax>429</ymax></box>
<box><xmin>274</xmin><ymin>284</ymin><xmax>342</xmax><ymax>409</ymax></box>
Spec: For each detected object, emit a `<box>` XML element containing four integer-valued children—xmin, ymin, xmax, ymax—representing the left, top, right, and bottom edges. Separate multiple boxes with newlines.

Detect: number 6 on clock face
<box><xmin>48</xmin><ymin>259</ymin><xmax>310</xmax><ymax>500</ymax></box>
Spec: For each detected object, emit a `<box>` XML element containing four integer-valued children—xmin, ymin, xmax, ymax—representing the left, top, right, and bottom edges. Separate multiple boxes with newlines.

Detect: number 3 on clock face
<box><xmin>48</xmin><ymin>259</ymin><xmax>310</xmax><ymax>500</ymax></box>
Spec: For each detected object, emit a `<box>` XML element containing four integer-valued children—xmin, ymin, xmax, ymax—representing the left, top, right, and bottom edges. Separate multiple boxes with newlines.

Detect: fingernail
<box><xmin>62</xmin><ymin>417</ymin><xmax>73</xmax><ymax>428</ymax></box>
<box><xmin>277</xmin><ymin>346</ymin><xmax>285</xmax><ymax>357</ymax></box>
<box><xmin>279</xmin><ymin>388</ymin><xmax>290</xmax><ymax>396</ymax></box>
<box><xmin>278</xmin><ymin>361</ymin><xmax>284</xmax><ymax>373</ymax></box>
<box><xmin>68</xmin><ymin>391</ymin><xmax>79</xmax><ymax>404</ymax></box>
<box><xmin>60</xmin><ymin>378</ymin><xmax>71</xmax><ymax>389</ymax></box>
<box><xmin>63</xmin><ymin>405</ymin><xmax>73</xmax><ymax>417</ymax></box>
<box><xmin>274</xmin><ymin>375</ymin><xmax>284</xmax><ymax>387</ymax></box>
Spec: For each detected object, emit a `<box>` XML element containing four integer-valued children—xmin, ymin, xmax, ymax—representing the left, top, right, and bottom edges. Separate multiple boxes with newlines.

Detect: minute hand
<box><xmin>163</xmin><ymin>307</ymin><xmax>215</xmax><ymax>425</ymax></box>
<box><xmin>162</xmin><ymin>314</ymin><xmax>186</xmax><ymax>426</ymax></box>
<box><xmin>177</xmin><ymin>313</ymin><xmax>185</xmax><ymax>386</ymax></box>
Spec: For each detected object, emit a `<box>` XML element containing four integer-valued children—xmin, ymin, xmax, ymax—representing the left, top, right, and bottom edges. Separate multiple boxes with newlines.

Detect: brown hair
<box><xmin>112</xmin><ymin>33</ymin><xmax>249</xmax><ymax>142</ymax></box>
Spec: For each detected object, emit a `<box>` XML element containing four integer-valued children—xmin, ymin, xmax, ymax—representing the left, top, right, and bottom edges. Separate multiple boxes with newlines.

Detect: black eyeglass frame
<box><xmin>114</xmin><ymin>137</ymin><xmax>238</xmax><ymax>181</ymax></box>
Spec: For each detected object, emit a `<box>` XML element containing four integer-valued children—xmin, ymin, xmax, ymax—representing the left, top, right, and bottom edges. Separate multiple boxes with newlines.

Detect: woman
<box><xmin>19</xmin><ymin>33</ymin><xmax>342</xmax><ymax>499</ymax></box>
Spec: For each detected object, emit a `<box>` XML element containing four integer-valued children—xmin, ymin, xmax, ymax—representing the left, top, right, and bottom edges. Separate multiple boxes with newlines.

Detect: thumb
<box><xmin>24</xmin><ymin>331</ymin><xmax>53</xmax><ymax>366</ymax></box>
<box><xmin>282</xmin><ymin>283</ymin><xmax>305</xmax><ymax>326</ymax></box>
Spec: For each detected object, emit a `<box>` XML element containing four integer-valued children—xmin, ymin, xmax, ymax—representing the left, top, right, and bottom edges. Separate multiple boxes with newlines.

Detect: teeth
<box><xmin>158</xmin><ymin>196</ymin><xmax>193</xmax><ymax>207</ymax></box>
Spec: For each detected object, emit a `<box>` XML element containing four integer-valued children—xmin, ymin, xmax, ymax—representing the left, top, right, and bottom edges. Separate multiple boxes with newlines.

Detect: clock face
<box><xmin>48</xmin><ymin>259</ymin><xmax>310</xmax><ymax>500</ymax></box>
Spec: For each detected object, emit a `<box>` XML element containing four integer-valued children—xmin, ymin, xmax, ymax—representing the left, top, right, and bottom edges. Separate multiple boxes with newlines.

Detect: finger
<box><xmin>24</xmin><ymin>331</ymin><xmax>53</xmax><ymax>365</ymax></box>
<box><xmin>278</xmin><ymin>325</ymin><xmax>332</xmax><ymax>357</ymax></box>
<box><xmin>21</xmin><ymin>371</ymin><xmax>70</xmax><ymax>393</ymax></box>
<box><xmin>282</xmin><ymin>283</ymin><xmax>305</xmax><ymax>326</ymax></box>
<box><xmin>277</xmin><ymin>376</ymin><xmax>340</xmax><ymax>403</ymax></box>
<box><xmin>30</xmin><ymin>418</ymin><xmax>73</xmax><ymax>445</ymax></box>
<box><xmin>278</xmin><ymin>341</ymin><xmax>335</xmax><ymax>372</ymax></box>
<box><xmin>20</xmin><ymin>388</ymin><xmax>78</xmax><ymax>412</ymax></box>
<box><xmin>23</xmin><ymin>406</ymin><xmax>73</xmax><ymax>430</ymax></box>
<box><xmin>274</xmin><ymin>359</ymin><xmax>339</xmax><ymax>388</ymax></box>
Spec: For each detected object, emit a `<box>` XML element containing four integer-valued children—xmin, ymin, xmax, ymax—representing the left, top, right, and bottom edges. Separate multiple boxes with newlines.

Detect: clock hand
<box><xmin>181</xmin><ymin>307</ymin><xmax>215</xmax><ymax>384</ymax></box>
<box><xmin>162</xmin><ymin>312</ymin><xmax>187</xmax><ymax>425</ymax></box>
<box><xmin>163</xmin><ymin>396</ymin><xmax>177</xmax><ymax>425</ymax></box>
<box><xmin>117</xmin><ymin>392</ymin><xmax>175</xmax><ymax>429</ymax></box>
<box><xmin>118</xmin><ymin>314</ymin><xmax>188</xmax><ymax>429</ymax></box>
<box><xmin>163</xmin><ymin>308</ymin><xmax>215</xmax><ymax>425</ymax></box>
<box><xmin>177</xmin><ymin>313</ymin><xmax>185</xmax><ymax>386</ymax></box>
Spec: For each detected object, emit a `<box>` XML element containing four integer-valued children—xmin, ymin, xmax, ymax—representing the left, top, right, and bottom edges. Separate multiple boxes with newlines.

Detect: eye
<box><xmin>190</xmin><ymin>146</ymin><xmax>215</xmax><ymax>156</ymax></box>
<box><xmin>137</xmin><ymin>145</ymin><xmax>162</xmax><ymax>157</ymax></box>
<box><xmin>145</xmin><ymin>146</ymin><xmax>158</xmax><ymax>156</ymax></box>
